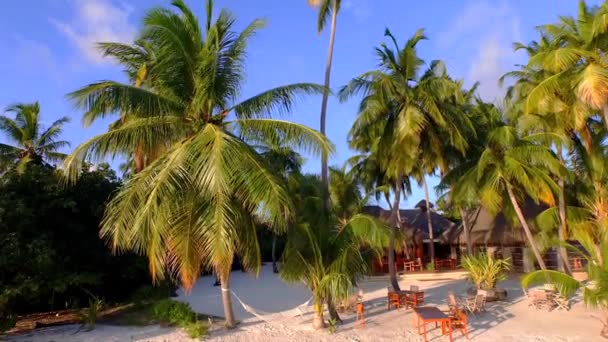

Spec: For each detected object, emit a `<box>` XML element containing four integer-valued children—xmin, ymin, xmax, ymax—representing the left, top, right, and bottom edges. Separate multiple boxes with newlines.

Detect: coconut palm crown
<box><xmin>0</xmin><ymin>102</ymin><xmax>70</xmax><ymax>172</ymax></box>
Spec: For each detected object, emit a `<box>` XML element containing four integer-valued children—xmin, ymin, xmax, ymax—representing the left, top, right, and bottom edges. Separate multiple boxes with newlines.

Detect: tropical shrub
<box><xmin>150</xmin><ymin>299</ymin><xmax>208</xmax><ymax>339</ymax></box>
<box><xmin>183</xmin><ymin>321</ymin><xmax>209</xmax><ymax>339</ymax></box>
<box><xmin>461</xmin><ymin>252</ymin><xmax>510</xmax><ymax>290</ymax></box>
<box><xmin>150</xmin><ymin>299</ymin><xmax>196</xmax><ymax>325</ymax></box>
<box><xmin>78</xmin><ymin>296</ymin><xmax>104</xmax><ymax>331</ymax></box>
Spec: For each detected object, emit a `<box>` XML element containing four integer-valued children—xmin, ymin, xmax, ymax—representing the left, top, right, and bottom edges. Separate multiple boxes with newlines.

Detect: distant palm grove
<box><xmin>3</xmin><ymin>0</ymin><xmax>608</xmax><ymax>334</ymax></box>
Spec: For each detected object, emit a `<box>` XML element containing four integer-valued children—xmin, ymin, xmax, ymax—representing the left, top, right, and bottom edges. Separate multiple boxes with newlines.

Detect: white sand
<box><xmin>5</xmin><ymin>265</ymin><xmax>603</xmax><ymax>341</ymax></box>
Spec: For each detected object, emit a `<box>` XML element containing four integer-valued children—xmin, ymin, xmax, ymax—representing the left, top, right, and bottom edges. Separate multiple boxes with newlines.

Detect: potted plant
<box><xmin>461</xmin><ymin>252</ymin><xmax>511</xmax><ymax>301</ymax></box>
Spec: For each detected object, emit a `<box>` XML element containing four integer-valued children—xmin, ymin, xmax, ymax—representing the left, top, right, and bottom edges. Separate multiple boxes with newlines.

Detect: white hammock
<box><xmin>228</xmin><ymin>289</ymin><xmax>313</xmax><ymax>327</ymax></box>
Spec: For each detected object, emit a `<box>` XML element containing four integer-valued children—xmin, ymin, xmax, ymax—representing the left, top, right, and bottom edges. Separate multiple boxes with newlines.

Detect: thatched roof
<box><xmin>443</xmin><ymin>199</ymin><xmax>546</xmax><ymax>246</ymax></box>
<box><xmin>363</xmin><ymin>203</ymin><xmax>456</xmax><ymax>242</ymax></box>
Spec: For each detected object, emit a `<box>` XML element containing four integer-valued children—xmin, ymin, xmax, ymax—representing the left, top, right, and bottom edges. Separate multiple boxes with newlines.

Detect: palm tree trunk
<box><xmin>388</xmin><ymin>174</ymin><xmax>403</xmax><ymax>291</ymax></box>
<box><xmin>557</xmin><ymin>151</ymin><xmax>572</xmax><ymax>275</ymax></box>
<box><xmin>422</xmin><ymin>177</ymin><xmax>436</xmax><ymax>265</ymax></box>
<box><xmin>312</xmin><ymin>297</ymin><xmax>326</xmax><ymax>329</ymax></box>
<box><xmin>506</xmin><ymin>185</ymin><xmax>547</xmax><ymax>270</ymax></box>
<box><xmin>319</xmin><ymin>5</ymin><xmax>338</xmax><ymax>204</ymax></box>
<box><xmin>271</xmin><ymin>234</ymin><xmax>278</xmax><ymax>273</ymax></box>
<box><xmin>459</xmin><ymin>207</ymin><xmax>473</xmax><ymax>255</ymax></box>
<box><xmin>134</xmin><ymin>143</ymin><xmax>144</xmax><ymax>173</ymax></box>
<box><xmin>219</xmin><ymin>272</ymin><xmax>237</xmax><ymax>328</ymax></box>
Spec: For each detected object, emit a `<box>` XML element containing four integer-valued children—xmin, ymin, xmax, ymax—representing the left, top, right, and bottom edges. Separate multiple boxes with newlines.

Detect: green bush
<box><xmin>150</xmin><ymin>299</ymin><xmax>196</xmax><ymax>325</ymax></box>
<box><xmin>461</xmin><ymin>252</ymin><xmax>510</xmax><ymax>289</ymax></box>
<box><xmin>183</xmin><ymin>321</ymin><xmax>209</xmax><ymax>339</ymax></box>
<box><xmin>150</xmin><ymin>300</ymin><xmax>208</xmax><ymax>339</ymax></box>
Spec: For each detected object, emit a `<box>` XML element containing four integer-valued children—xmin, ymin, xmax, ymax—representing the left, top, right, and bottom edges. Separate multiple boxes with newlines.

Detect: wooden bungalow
<box><xmin>364</xmin><ymin>201</ymin><xmax>457</xmax><ymax>274</ymax></box>
<box><xmin>442</xmin><ymin>200</ymin><xmax>584</xmax><ymax>272</ymax></box>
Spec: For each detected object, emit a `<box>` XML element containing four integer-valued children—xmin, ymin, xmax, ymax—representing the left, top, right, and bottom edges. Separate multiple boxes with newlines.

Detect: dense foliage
<box><xmin>0</xmin><ymin>165</ymin><xmax>150</xmax><ymax>319</ymax></box>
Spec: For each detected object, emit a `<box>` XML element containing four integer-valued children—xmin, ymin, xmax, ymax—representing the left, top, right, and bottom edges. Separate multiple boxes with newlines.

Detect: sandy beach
<box><xmin>5</xmin><ymin>265</ymin><xmax>602</xmax><ymax>342</ymax></box>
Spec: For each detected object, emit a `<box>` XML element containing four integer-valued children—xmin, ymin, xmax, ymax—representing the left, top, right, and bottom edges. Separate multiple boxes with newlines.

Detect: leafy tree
<box><xmin>340</xmin><ymin>28</ymin><xmax>468</xmax><ymax>288</ymax></box>
<box><xmin>308</xmin><ymin>0</ymin><xmax>342</xmax><ymax>196</ymax></box>
<box><xmin>0</xmin><ymin>165</ymin><xmax>149</xmax><ymax>326</ymax></box>
<box><xmin>62</xmin><ymin>0</ymin><xmax>331</xmax><ymax>327</ymax></box>
<box><xmin>280</xmin><ymin>169</ymin><xmax>389</xmax><ymax>329</ymax></box>
<box><xmin>0</xmin><ymin>102</ymin><xmax>70</xmax><ymax>173</ymax></box>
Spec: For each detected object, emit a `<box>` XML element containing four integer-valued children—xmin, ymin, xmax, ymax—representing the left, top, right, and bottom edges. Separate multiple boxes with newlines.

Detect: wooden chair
<box><xmin>387</xmin><ymin>288</ymin><xmax>401</xmax><ymax>310</ymax></box>
<box><xmin>405</xmin><ymin>291</ymin><xmax>424</xmax><ymax>308</ymax></box>
<box><xmin>447</xmin><ymin>291</ymin><xmax>460</xmax><ymax>315</ymax></box>
<box><xmin>448</xmin><ymin>309</ymin><xmax>469</xmax><ymax>339</ymax></box>
<box><xmin>464</xmin><ymin>294</ymin><xmax>486</xmax><ymax>315</ymax></box>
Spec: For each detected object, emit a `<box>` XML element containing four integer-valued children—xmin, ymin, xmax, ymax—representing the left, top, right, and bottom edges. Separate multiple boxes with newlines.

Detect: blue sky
<box><xmin>0</xmin><ymin>0</ymin><xmax>597</xmax><ymax>208</ymax></box>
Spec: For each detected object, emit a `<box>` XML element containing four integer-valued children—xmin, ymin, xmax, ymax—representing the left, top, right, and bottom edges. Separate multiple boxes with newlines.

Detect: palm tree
<box><xmin>445</xmin><ymin>102</ymin><xmax>564</xmax><ymax>270</ymax></box>
<box><xmin>0</xmin><ymin>102</ymin><xmax>70</xmax><ymax>172</ymax></box>
<box><xmin>438</xmin><ymin>95</ymin><xmax>494</xmax><ymax>256</ymax></box>
<box><xmin>503</xmin><ymin>36</ymin><xmax>593</xmax><ymax>274</ymax></box>
<box><xmin>258</xmin><ymin>136</ymin><xmax>303</xmax><ymax>273</ymax></box>
<box><xmin>524</xmin><ymin>1</ymin><xmax>608</xmax><ymax>132</ymax></box>
<box><xmin>340</xmin><ymin>28</ymin><xmax>469</xmax><ymax>284</ymax></box>
<box><xmin>62</xmin><ymin>0</ymin><xmax>331</xmax><ymax>327</ymax></box>
<box><xmin>280</xmin><ymin>169</ymin><xmax>389</xmax><ymax>329</ymax></box>
<box><xmin>308</xmin><ymin>0</ymin><xmax>341</xmax><ymax>196</ymax></box>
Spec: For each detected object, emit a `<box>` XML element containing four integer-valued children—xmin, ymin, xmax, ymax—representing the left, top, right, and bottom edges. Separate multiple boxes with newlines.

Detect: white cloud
<box><xmin>50</xmin><ymin>0</ymin><xmax>136</xmax><ymax>65</ymax></box>
<box><xmin>438</xmin><ymin>0</ymin><xmax>521</xmax><ymax>102</ymax></box>
<box><xmin>343</xmin><ymin>0</ymin><xmax>372</xmax><ymax>21</ymax></box>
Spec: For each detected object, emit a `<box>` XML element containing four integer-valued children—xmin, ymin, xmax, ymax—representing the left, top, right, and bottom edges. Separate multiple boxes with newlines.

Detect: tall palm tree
<box><xmin>308</xmin><ymin>0</ymin><xmax>341</xmax><ymax>196</ymax></box>
<box><xmin>258</xmin><ymin>136</ymin><xmax>303</xmax><ymax>273</ymax></box>
<box><xmin>525</xmin><ymin>1</ymin><xmax>608</xmax><ymax>132</ymax></box>
<box><xmin>503</xmin><ymin>36</ymin><xmax>593</xmax><ymax>274</ymax></box>
<box><xmin>280</xmin><ymin>170</ymin><xmax>389</xmax><ymax>329</ymax></box>
<box><xmin>340</xmin><ymin>28</ymin><xmax>469</xmax><ymax>285</ymax></box>
<box><xmin>0</xmin><ymin>102</ymin><xmax>70</xmax><ymax>172</ymax></box>
<box><xmin>62</xmin><ymin>0</ymin><xmax>331</xmax><ymax>327</ymax></box>
<box><xmin>444</xmin><ymin>103</ymin><xmax>564</xmax><ymax>270</ymax></box>
<box><xmin>437</xmin><ymin>91</ymin><xmax>491</xmax><ymax>256</ymax></box>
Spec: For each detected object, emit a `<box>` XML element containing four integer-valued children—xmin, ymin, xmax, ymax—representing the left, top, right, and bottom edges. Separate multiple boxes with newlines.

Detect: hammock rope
<box><xmin>230</xmin><ymin>290</ymin><xmax>313</xmax><ymax>327</ymax></box>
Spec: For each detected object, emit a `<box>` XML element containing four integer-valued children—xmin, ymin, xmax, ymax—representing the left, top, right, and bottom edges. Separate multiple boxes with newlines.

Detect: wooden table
<box><xmin>412</xmin><ymin>306</ymin><xmax>453</xmax><ymax>342</ymax></box>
